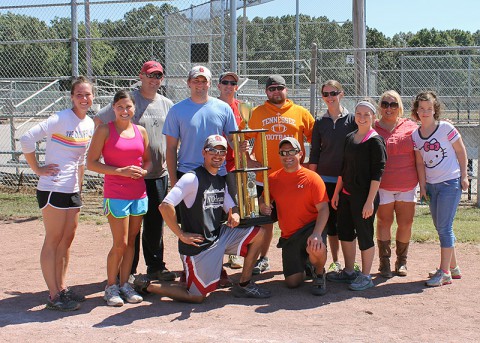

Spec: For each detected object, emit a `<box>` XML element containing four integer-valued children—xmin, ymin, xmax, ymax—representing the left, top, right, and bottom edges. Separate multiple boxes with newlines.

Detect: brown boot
<box><xmin>395</xmin><ymin>240</ymin><xmax>409</xmax><ymax>277</ymax></box>
<box><xmin>377</xmin><ymin>240</ymin><xmax>393</xmax><ymax>278</ymax></box>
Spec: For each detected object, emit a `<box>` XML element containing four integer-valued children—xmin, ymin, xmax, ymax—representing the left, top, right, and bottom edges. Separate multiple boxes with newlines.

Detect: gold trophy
<box><xmin>230</xmin><ymin>100</ymin><xmax>273</xmax><ymax>227</ymax></box>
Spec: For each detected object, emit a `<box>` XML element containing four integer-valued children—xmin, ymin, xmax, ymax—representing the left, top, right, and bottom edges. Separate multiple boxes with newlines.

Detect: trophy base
<box><xmin>237</xmin><ymin>215</ymin><xmax>275</xmax><ymax>228</ymax></box>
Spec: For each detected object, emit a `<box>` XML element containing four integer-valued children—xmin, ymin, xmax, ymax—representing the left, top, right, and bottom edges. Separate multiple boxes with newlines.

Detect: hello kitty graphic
<box><xmin>420</xmin><ymin>138</ymin><xmax>446</xmax><ymax>168</ymax></box>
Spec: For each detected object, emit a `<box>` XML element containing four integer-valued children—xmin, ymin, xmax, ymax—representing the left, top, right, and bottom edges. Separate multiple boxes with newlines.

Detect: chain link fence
<box><xmin>0</xmin><ymin>0</ymin><xmax>478</xmax><ymax>204</ymax></box>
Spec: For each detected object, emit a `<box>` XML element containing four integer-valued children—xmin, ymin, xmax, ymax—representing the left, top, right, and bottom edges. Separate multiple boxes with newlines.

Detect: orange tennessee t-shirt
<box><xmin>268</xmin><ymin>167</ymin><xmax>329</xmax><ymax>239</ymax></box>
<box><xmin>246</xmin><ymin>99</ymin><xmax>315</xmax><ymax>184</ymax></box>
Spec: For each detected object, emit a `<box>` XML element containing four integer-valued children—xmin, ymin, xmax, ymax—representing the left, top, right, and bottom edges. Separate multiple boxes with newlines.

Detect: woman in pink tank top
<box><xmin>87</xmin><ymin>90</ymin><xmax>151</xmax><ymax>307</ymax></box>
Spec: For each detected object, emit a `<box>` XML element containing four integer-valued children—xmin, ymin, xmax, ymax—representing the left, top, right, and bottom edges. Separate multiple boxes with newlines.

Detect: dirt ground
<box><xmin>0</xmin><ymin>218</ymin><xmax>479</xmax><ymax>343</ymax></box>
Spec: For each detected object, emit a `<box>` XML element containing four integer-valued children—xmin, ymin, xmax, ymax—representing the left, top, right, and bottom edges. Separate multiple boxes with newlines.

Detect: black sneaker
<box><xmin>232</xmin><ymin>281</ymin><xmax>271</xmax><ymax>298</ymax></box>
<box><xmin>311</xmin><ymin>273</ymin><xmax>327</xmax><ymax>296</ymax></box>
<box><xmin>61</xmin><ymin>287</ymin><xmax>86</xmax><ymax>302</ymax></box>
<box><xmin>45</xmin><ymin>292</ymin><xmax>80</xmax><ymax>312</ymax></box>
<box><xmin>326</xmin><ymin>268</ymin><xmax>358</xmax><ymax>284</ymax></box>
<box><xmin>133</xmin><ymin>274</ymin><xmax>151</xmax><ymax>295</ymax></box>
<box><xmin>147</xmin><ymin>268</ymin><xmax>177</xmax><ymax>282</ymax></box>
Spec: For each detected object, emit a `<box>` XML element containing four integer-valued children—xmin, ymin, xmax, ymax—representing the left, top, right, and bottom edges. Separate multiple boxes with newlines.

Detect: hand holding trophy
<box><xmin>230</xmin><ymin>98</ymin><xmax>272</xmax><ymax>227</ymax></box>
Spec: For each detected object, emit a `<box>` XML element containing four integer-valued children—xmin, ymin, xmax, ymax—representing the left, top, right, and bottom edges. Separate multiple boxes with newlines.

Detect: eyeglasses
<box><xmin>279</xmin><ymin>149</ymin><xmax>299</xmax><ymax>156</ymax></box>
<box><xmin>220</xmin><ymin>80</ymin><xmax>237</xmax><ymax>86</ymax></box>
<box><xmin>321</xmin><ymin>91</ymin><xmax>341</xmax><ymax>97</ymax></box>
<box><xmin>267</xmin><ymin>86</ymin><xmax>286</xmax><ymax>92</ymax></box>
<box><xmin>380</xmin><ymin>101</ymin><xmax>399</xmax><ymax>110</ymax></box>
<box><xmin>144</xmin><ymin>73</ymin><xmax>163</xmax><ymax>79</ymax></box>
<box><xmin>205</xmin><ymin>147</ymin><xmax>227</xmax><ymax>156</ymax></box>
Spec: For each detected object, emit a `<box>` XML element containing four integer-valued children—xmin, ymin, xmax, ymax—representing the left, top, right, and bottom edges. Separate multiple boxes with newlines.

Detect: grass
<box><xmin>0</xmin><ymin>191</ymin><xmax>478</xmax><ymax>242</ymax></box>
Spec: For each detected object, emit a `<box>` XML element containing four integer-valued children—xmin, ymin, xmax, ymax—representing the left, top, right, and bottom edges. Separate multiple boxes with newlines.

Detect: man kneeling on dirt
<box><xmin>259</xmin><ymin>137</ymin><xmax>329</xmax><ymax>295</ymax></box>
<box><xmin>134</xmin><ymin>135</ymin><xmax>271</xmax><ymax>303</ymax></box>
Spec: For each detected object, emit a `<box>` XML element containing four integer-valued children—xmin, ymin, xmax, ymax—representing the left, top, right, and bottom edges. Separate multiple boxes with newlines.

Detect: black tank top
<box><xmin>179</xmin><ymin>166</ymin><xmax>226</xmax><ymax>256</ymax></box>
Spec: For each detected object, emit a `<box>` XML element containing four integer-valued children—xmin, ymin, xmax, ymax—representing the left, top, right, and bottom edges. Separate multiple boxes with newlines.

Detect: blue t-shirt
<box><xmin>162</xmin><ymin>96</ymin><xmax>237</xmax><ymax>176</ymax></box>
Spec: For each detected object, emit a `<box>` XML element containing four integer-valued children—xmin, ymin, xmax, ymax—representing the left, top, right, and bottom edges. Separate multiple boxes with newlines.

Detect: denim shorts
<box><xmin>103</xmin><ymin>197</ymin><xmax>148</xmax><ymax>218</ymax></box>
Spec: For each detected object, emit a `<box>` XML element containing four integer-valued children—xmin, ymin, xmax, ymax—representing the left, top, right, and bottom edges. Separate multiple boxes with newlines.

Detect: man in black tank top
<box><xmin>133</xmin><ymin>135</ymin><xmax>271</xmax><ymax>303</ymax></box>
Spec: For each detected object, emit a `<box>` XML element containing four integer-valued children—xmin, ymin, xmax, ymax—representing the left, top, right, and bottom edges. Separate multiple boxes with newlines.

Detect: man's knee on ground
<box><xmin>285</xmin><ymin>273</ymin><xmax>304</xmax><ymax>289</ymax></box>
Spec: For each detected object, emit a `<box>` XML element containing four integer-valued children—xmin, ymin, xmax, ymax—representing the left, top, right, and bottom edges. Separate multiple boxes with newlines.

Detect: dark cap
<box><xmin>141</xmin><ymin>61</ymin><xmax>164</xmax><ymax>74</ymax></box>
<box><xmin>266</xmin><ymin>75</ymin><xmax>286</xmax><ymax>88</ymax></box>
<box><xmin>218</xmin><ymin>71</ymin><xmax>239</xmax><ymax>83</ymax></box>
<box><xmin>279</xmin><ymin>137</ymin><xmax>301</xmax><ymax>151</ymax></box>
<box><xmin>204</xmin><ymin>135</ymin><xmax>228</xmax><ymax>149</ymax></box>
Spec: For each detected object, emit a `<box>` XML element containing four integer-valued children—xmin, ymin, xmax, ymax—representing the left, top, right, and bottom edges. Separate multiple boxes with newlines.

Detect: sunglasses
<box><xmin>380</xmin><ymin>101</ymin><xmax>399</xmax><ymax>109</ymax></box>
<box><xmin>321</xmin><ymin>91</ymin><xmax>341</xmax><ymax>97</ymax></box>
<box><xmin>205</xmin><ymin>147</ymin><xmax>227</xmax><ymax>156</ymax></box>
<box><xmin>267</xmin><ymin>85</ymin><xmax>286</xmax><ymax>92</ymax></box>
<box><xmin>144</xmin><ymin>73</ymin><xmax>163</xmax><ymax>79</ymax></box>
<box><xmin>220</xmin><ymin>80</ymin><xmax>237</xmax><ymax>86</ymax></box>
<box><xmin>279</xmin><ymin>149</ymin><xmax>299</xmax><ymax>156</ymax></box>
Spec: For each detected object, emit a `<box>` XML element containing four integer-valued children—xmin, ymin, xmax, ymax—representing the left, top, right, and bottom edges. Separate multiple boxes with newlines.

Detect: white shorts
<box><xmin>378</xmin><ymin>187</ymin><xmax>418</xmax><ymax>205</ymax></box>
<box><xmin>181</xmin><ymin>225</ymin><xmax>260</xmax><ymax>297</ymax></box>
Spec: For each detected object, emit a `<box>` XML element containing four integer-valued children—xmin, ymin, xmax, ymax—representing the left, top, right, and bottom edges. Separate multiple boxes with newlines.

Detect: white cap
<box><xmin>188</xmin><ymin>65</ymin><xmax>212</xmax><ymax>81</ymax></box>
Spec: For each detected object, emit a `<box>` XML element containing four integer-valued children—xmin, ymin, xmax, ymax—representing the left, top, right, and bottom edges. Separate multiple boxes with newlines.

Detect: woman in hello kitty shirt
<box><xmin>411</xmin><ymin>90</ymin><xmax>468</xmax><ymax>287</ymax></box>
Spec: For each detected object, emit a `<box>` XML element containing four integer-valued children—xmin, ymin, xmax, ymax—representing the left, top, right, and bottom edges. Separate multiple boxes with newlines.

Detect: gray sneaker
<box><xmin>120</xmin><ymin>282</ymin><xmax>143</xmax><ymax>303</ymax></box>
<box><xmin>133</xmin><ymin>274</ymin><xmax>151</xmax><ymax>295</ymax></box>
<box><xmin>426</xmin><ymin>269</ymin><xmax>452</xmax><ymax>287</ymax></box>
<box><xmin>147</xmin><ymin>268</ymin><xmax>177</xmax><ymax>282</ymax></box>
<box><xmin>252</xmin><ymin>257</ymin><xmax>270</xmax><ymax>275</ymax></box>
<box><xmin>349</xmin><ymin>273</ymin><xmax>374</xmax><ymax>291</ymax></box>
<box><xmin>326</xmin><ymin>268</ymin><xmax>358</xmax><ymax>284</ymax></box>
<box><xmin>104</xmin><ymin>284</ymin><xmax>124</xmax><ymax>307</ymax></box>
<box><xmin>61</xmin><ymin>287</ymin><xmax>85</xmax><ymax>302</ymax></box>
<box><xmin>311</xmin><ymin>272</ymin><xmax>327</xmax><ymax>296</ymax></box>
<box><xmin>46</xmin><ymin>292</ymin><xmax>80</xmax><ymax>312</ymax></box>
<box><xmin>232</xmin><ymin>281</ymin><xmax>271</xmax><ymax>298</ymax></box>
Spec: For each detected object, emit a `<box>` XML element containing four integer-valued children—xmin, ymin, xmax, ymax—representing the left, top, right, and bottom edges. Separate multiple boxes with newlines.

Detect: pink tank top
<box><xmin>102</xmin><ymin>122</ymin><xmax>146</xmax><ymax>199</ymax></box>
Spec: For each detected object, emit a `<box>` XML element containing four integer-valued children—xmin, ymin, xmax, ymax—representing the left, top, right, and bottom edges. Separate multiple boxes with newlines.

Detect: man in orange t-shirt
<box><xmin>246</xmin><ymin>75</ymin><xmax>315</xmax><ymax>275</ymax></box>
<box><xmin>259</xmin><ymin>137</ymin><xmax>329</xmax><ymax>296</ymax></box>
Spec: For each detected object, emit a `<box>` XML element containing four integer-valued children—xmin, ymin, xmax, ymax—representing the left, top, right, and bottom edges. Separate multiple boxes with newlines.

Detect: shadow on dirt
<box><xmin>0</xmin><ymin>281</ymin><xmax>103</xmax><ymax>327</ymax></box>
<box><xmin>90</xmin><ymin>272</ymin><xmax>429</xmax><ymax>328</ymax></box>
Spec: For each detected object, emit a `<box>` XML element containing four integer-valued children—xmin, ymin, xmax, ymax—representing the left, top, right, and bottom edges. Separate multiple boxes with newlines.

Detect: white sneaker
<box><xmin>120</xmin><ymin>282</ymin><xmax>143</xmax><ymax>303</ymax></box>
<box><xmin>104</xmin><ymin>284</ymin><xmax>124</xmax><ymax>307</ymax></box>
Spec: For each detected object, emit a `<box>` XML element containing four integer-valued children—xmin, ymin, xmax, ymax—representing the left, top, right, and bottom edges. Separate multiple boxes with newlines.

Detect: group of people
<box><xmin>20</xmin><ymin>60</ymin><xmax>469</xmax><ymax>312</ymax></box>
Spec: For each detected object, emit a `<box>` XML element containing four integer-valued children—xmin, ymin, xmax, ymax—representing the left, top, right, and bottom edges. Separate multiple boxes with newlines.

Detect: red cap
<box><xmin>141</xmin><ymin>61</ymin><xmax>164</xmax><ymax>74</ymax></box>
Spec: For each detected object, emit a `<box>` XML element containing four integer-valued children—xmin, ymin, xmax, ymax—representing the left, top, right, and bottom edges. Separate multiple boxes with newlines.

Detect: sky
<box><xmin>2</xmin><ymin>0</ymin><xmax>480</xmax><ymax>38</ymax></box>
<box><xmin>245</xmin><ymin>0</ymin><xmax>480</xmax><ymax>38</ymax></box>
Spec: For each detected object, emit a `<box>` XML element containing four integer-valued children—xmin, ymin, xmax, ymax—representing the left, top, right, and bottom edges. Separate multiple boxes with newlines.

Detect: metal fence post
<box><xmin>310</xmin><ymin>43</ymin><xmax>317</xmax><ymax>117</ymax></box>
<box><xmin>71</xmin><ymin>0</ymin><xmax>79</xmax><ymax>77</ymax></box>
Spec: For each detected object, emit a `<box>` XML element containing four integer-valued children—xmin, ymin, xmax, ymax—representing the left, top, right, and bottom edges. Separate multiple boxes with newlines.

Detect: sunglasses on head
<box><xmin>321</xmin><ymin>90</ymin><xmax>341</xmax><ymax>97</ymax></box>
<box><xmin>220</xmin><ymin>80</ymin><xmax>237</xmax><ymax>86</ymax></box>
<box><xmin>279</xmin><ymin>149</ymin><xmax>299</xmax><ymax>156</ymax></box>
<box><xmin>380</xmin><ymin>101</ymin><xmax>399</xmax><ymax>110</ymax></box>
<box><xmin>267</xmin><ymin>85</ymin><xmax>286</xmax><ymax>92</ymax></box>
<box><xmin>205</xmin><ymin>147</ymin><xmax>227</xmax><ymax>156</ymax></box>
<box><xmin>144</xmin><ymin>72</ymin><xmax>163</xmax><ymax>79</ymax></box>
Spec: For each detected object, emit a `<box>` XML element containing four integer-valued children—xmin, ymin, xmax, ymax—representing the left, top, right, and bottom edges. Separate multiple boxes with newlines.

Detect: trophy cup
<box><xmin>230</xmin><ymin>100</ymin><xmax>273</xmax><ymax>227</ymax></box>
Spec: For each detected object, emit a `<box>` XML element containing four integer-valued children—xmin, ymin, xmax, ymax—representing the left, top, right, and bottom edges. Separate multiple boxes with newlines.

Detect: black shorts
<box><xmin>277</xmin><ymin>222</ymin><xmax>326</xmax><ymax>277</ymax></box>
<box><xmin>336</xmin><ymin>191</ymin><xmax>377</xmax><ymax>251</ymax></box>
<box><xmin>325</xmin><ymin>182</ymin><xmax>338</xmax><ymax>236</ymax></box>
<box><xmin>36</xmin><ymin>190</ymin><xmax>82</xmax><ymax>210</ymax></box>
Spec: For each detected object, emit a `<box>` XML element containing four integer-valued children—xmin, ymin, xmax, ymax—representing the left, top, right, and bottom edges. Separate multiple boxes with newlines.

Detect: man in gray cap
<box><xmin>133</xmin><ymin>135</ymin><xmax>271</xmax><ymax>303</ymax></box>
<box><xmin>245</xmin><ymin>75</ymin><xmax>315</xmax><ymax>275</ymax></box>
<box><xmin>259</xmin><ymin>137</ymin><xmax>329</xmax><ymax>295</ymax></box>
